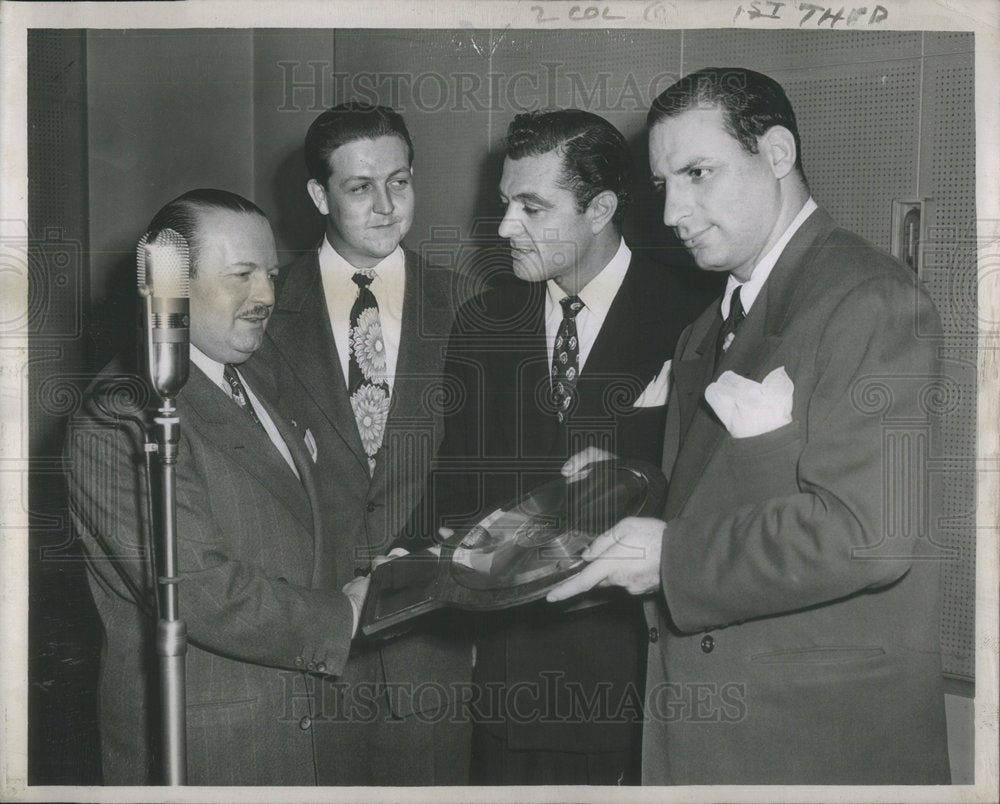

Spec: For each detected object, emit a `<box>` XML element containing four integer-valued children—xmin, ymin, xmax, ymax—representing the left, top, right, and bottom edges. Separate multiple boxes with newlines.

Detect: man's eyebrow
<box><xmin>511</xmin><ymin>191</ymin><xmax>553</xmax><ymax>208</ymax></box>
<box><xmin>339</xmin><ymin>166</ymin><xmax>411</xmax><ymax>184</ymax></box>
<box><xmin>673</xmin><ymin>157</ymin><xmax>711</xmax><ymax>175</ymax></box>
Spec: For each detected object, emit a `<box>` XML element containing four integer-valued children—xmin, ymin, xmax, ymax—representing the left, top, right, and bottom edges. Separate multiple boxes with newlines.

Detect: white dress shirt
<box><xmin>545</xmin><ymin>238</ymin><xmax>632</xmax><ymax>373</ymax></box>
<box><xmin>317</xmin><ymin>237</ymin><xmax>406</xmax><ymax>393</ymax></box>
<box><xmin>190</xmin><ymin>345</ymin><xmax>299</xmax><ymax>479</ymax></box>
<box><xmin>721</xmin><ymin>197</ymin><xmax>818</xmax><ymax>319</ymax></box>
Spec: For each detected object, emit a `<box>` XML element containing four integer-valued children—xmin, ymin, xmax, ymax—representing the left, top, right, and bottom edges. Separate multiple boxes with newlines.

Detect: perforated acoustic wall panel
<box><xmin>919</xmin><ymin>43</ymin><xmax>977</xmax><ymax>683</ymax></box>
<box><xmin>787</xmin><ymin>63</ymin><xmax>922</xmax><ymax>249</ymax></box>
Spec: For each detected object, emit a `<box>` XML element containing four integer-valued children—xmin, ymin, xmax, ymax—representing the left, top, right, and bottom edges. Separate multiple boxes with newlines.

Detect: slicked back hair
<box><xmin>305</xmin><ymin>101</ymin><xmax>414</xmax><ymax>185</ymax></box>
<box><xmin>144</xmin><ymin>188</ymin><xmax>267</xmax><ymax>276</ymax></box>
<box><xmin>647</xmin><ymin>67</ymin><xmax>805</xmax><ymax>177</ymax></box>
<box><xmin>504</xmin><ymin>109</ymin><xmax>633</xmax><ymax>226</ymax></box>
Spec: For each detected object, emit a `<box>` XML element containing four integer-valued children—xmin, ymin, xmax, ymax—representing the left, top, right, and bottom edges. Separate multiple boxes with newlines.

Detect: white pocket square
<box><xmin>705</xmin><ymin>366</ymin><xmax>794</xmax><ymax>438</ymax></box>
<box><xmin>633</xmin><ymin>360</ymin><xmax>671</xmax><ymax>408</ymax></box>
<box><xmin>303</xmin><ymin>428</ymin><xmax>318</xmax><ymax>463</ymax></box>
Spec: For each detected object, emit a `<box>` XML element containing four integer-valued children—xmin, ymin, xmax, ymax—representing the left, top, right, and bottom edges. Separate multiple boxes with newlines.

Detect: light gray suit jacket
<box><xmin>643</xmin><ymin>208</ymin><xmax>951</xmax><ymax>784</ymax></box>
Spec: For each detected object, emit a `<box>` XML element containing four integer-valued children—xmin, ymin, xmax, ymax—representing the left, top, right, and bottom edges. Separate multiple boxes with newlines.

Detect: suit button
<box><xmin>299</xmin><ymin>716</ymin><xmax>312</xmax><ymax>730</ymax></box>
<box><xmin>315</xmin><ymin>662</ymin><xmax>326</xmax><ymax>674</ymax></box>
<box><xmin>294</xmin><ymin>656</ymin><xmax>304</xmax><ymax>668</ymax></box>
<box><xmin>648</xmin><ymin>627</ymin><xmax>659</xmax><ymax>643</ymax></box>
<box><xmin>701</xmin><ymin>635</ymin><xmax>715</xmax><ymax>653</ymax></box>
<box><xmin>366</xmin><ymin>501</ymin><xmax>377</xmax><ymax>513</ymax></box>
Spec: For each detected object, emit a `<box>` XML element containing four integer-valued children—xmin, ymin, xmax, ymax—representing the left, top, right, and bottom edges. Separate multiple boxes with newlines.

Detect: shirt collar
<box><xmin>189</xmin><ymin>344</ymin><xmax>226</xmax><ymax>388</ymax></box>
<box><xmin>318</xmin><ymin>235</ymin><xmax>405</xmax><ymax>283</ymax></box>
<box><xmin>722</xmin><ymin>196</ymin><xmax>817</xmax><ymax>318</ymax></box>
<box><xmin>546</xmin><ymin>238</ymin><xmax>631</xmax><ymax>315</ymax></box>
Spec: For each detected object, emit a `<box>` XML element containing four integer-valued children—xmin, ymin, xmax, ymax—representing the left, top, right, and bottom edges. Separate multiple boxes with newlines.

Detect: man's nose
<box><xmin>250</xmin><ymin>271</ymin><xmax>275</xmax><ymax>307</ymax></box>
<box><xmin>373</xmin><ymin>184</ymin><xmax>395</xmax><ymax>216</ymax></box>
<box><xmin>498</xmin><ymin>206</ymin><xmax>522</xmax><ymax>240</ymax></box>
<box><xmin>662</xmin><ymin>183</ymin><xmax>690</xmax><ymax>228</ymax></box>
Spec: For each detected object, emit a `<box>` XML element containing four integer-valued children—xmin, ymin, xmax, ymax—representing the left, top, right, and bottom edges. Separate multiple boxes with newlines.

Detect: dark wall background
<box><xmin>27</xmin><ymin>28</ymin><xmax>977</xmax><ymax>784</ymax></box>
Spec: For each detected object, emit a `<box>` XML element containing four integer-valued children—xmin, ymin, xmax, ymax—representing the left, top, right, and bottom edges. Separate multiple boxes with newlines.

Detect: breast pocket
<box><xmin>721</xmin><ymin>421</ymin><xmax>803</xmax><ymax>457</ymax></box>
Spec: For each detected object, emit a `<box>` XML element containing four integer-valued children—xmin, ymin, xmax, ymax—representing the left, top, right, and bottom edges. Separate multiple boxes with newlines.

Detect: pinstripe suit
<box><xmin>65</xmin><ymin>359</ymin><xmax>354</xmax><ymax>785</ymax></box>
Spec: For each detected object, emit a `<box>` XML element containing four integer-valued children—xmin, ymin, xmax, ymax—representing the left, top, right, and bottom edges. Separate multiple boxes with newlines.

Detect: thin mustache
<box><xmin>240</xmin><ymin>305</ymin><xmax>272</xmax><ymax>319</ymax></box>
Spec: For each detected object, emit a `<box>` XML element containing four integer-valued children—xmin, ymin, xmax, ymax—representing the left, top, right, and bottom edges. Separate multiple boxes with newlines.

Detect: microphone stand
<box><xmin>138</xmin><ymin>228</ymin><xmax>191</xmax><ymax>784</ymax></box>
<box><xmin>152</xmin><ymin>394</ymin><xmax>188</xmax><ymax>785</ymax></box>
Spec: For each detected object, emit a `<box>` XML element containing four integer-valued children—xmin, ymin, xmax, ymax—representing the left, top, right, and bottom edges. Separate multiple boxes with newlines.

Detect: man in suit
<box><xmin>431</xmin><ymin>109</ymin><xmax>714</xmax><ymax>785</ymax></box>
<box><xmin>252</xmin><ymin>102</ymin><xmax>471</xmax><ymax>785</ymax></box>
<box><xmin>65</xmin><ymin>189</ymin><xmax>368</xmax><ymax>785</ymax></box>
<box><xmin>549</xmin><ymin>68</ymin><xmax>951</xmax><ymax>784</ymax></box>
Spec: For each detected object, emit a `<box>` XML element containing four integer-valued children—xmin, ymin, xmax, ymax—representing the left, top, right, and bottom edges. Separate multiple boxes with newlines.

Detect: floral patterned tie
<box><xmin>551</xmin><ymin>295</ymin><xmax>584</xmax><ymax>424</ymax></box>
<box><xmin>349</xmin><ymin>271</ymin><xmax>390</xmax><ymax>474</ymax></box>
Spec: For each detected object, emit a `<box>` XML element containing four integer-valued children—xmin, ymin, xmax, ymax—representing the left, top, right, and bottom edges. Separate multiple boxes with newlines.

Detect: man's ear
<box><xmin>306</xmin><ymin>179</ymin><xmax>329</xmax><ymax>216</ymax></box>
<box><xmin>761</xmin><ymin>126</ymin><xmax>797</xmax><ymax>180</ymax></box>
<box><xmin>586</xmin><ymin>189</ymin><xmax>619</xmax><ymax>234</ymax></box>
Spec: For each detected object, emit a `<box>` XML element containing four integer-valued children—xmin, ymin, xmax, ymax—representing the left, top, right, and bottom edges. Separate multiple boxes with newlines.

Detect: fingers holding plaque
<box><xmin>359</xmin><ymin>460</ymin><xmax>666</xmax><ymax>636</ymax></box>
<box><xmin>450</xmin><ymin>460</ymin><xmax>661</xmax><ymax>592</ymax></box>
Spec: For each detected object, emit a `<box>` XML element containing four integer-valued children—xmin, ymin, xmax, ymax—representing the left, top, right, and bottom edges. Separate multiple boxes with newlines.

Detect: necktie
<box><xmin>716</xmin><ymin>285</ymin><xmax>746</xmax><ymax>364</ymax></box>
<box><xmin>551</xmin><ymin>295</ymin><xmax>585</xmax><ymax>424</ymax></box>
<box><xmin>348</xmin><ymin>271</ymin><xmax>390</xmax><ymax>474</ymax></box>
<box><xmin>223</xmin><ymin>363</ymin><xmax>263</xmax><ymax>428</ymax></box>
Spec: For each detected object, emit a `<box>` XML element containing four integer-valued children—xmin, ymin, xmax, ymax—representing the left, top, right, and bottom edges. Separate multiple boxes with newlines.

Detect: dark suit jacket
<box><xmin>65</xmin><ymin>361</ymin><xmax>354</xmax><ymax>785</ymax></box>
<box><xmin>643</xmin><ymin>207</ymin><xmax>951</xmax><ymax>784</ymax></box>
<box><xmin>251</xmin><ymin>246</ymin><xmax>473</xmax><ymax>782</ymax></box>
<box><xmin>434</xmin><ymin>253</ymin><xmax>714</xmax><ymax>753</ymax></box>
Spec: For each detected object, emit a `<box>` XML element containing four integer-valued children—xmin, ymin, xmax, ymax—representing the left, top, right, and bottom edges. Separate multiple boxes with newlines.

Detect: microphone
<box><xmin>137</xmin><ymin>228</ymin><xmax>191</xmax><ymax>399</ymax></box>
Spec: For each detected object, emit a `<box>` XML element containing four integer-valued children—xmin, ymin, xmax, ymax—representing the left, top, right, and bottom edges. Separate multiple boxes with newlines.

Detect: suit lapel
<box><xmin>671</xmin><ymin>308</ymin><xmax>722</xmax><ymax>435</ymax></box>
<box><xmin>584</xmin><ymin>254</ymin><xmax>668</xmax><ymax>393</ymax></box>
<box><xmin>180</xmin><ymin>367</ymin><xmax>314</xmax><ymax>534</ymax></box>
<box><xmin>585</xmin><ymin>257</ymin><xmax>644</xmax><ymax>376</ymax></box>
<box><xmin>385</xmin><ymin>253</ymin><xmax>436</xmax><ymax>432</ymax></box>
<box><xmin>268</xmin><ymin>250</ymin><xmax>370</xmax><ymax>475</ymax></box>
<box><xmin>663</xmin><ymin>310</ymin><xmax>726</xmax><ymax>519</ymax></box>
<box><xmin>665</xmin><ymin>208</ymin><xmax>832</xmax><ymax>519</ymax></box>
<box><xmin>371</xmin><ymin>252</ymin><xmax>447</xmax><ymax>488</ymax></box>
<box><xmin>251</xmin><ymin>387</ymin><xmax>329</xmax><ymax>588</ymax></box>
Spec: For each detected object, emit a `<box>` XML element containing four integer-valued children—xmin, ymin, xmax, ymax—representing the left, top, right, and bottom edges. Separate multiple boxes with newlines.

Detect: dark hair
<box><xmin>647</xmin><ymin>67</ymin><xmax>805</xmax><ymax>176</ymax></box>
<box><xmin>304</xmin><ymin>102</ymin><xmax>414</xmax><ymax>185</ymax></box>
<box><xmin>144</xmin><ymin>188</ymin><xmax>266</xmax><ymax>275</ymax></box>
<box><xmin>504</xmin><ymin>109</ymin><xmax>633</xmax><ymax>226</ymax></box>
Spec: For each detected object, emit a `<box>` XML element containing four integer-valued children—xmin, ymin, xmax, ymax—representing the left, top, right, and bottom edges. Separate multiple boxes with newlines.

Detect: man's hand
<box><xmin>370</xmin><ymin>542</ymin><xmax>443</xmax><ymax>577</ymax></box>
<box><xmin>371</xmin><ymin>547</ymin><xmax>410</xmax><ymax>571</ymax></box>
<box><xmin>561</xmin><ymin>446</ymin><xmax>617</xmax><ymax>480</ymax></box>
<box><xmin>343</xmin><ymin>574</ymin><xmax>371</xmax><ymax>638</ymax></box>
<box><xmin>546</xmin><ymin>516</ymin><xmax>665</xmax><ymax>602</ymax></box>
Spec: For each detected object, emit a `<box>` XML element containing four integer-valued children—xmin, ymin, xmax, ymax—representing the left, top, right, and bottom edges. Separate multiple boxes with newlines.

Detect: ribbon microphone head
<box><xmin>138</xmin><ymin>227</ymin><xmax>191</xmax><ymax>400</ymax></box>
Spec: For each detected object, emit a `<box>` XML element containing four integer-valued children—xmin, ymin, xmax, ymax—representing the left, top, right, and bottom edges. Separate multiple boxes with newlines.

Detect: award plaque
<box><xmin>359</xmin><ymin>460</ymin><xmax>666</xmax><ymax>637</ymax></box>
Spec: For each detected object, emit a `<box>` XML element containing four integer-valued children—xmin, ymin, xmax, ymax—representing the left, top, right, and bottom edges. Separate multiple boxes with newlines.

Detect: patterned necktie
<box><xmin>223</xmin><ymin>363</ymin><xmax>263</xmax><ymax>428</ymax></box>
<box><xmin>348</xmin><ymin>271</ymin><xmax>390</xmax><ymax>474</ymax></box>
<box><xmin>551</xmin><ymin>295</ymin><xmax>585</xmax><ymax>424</ymax></box>
<box><xmin>716</xmin><ymin>285</ymin><xmax>746</xmax><ymax>364</ymax></box>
